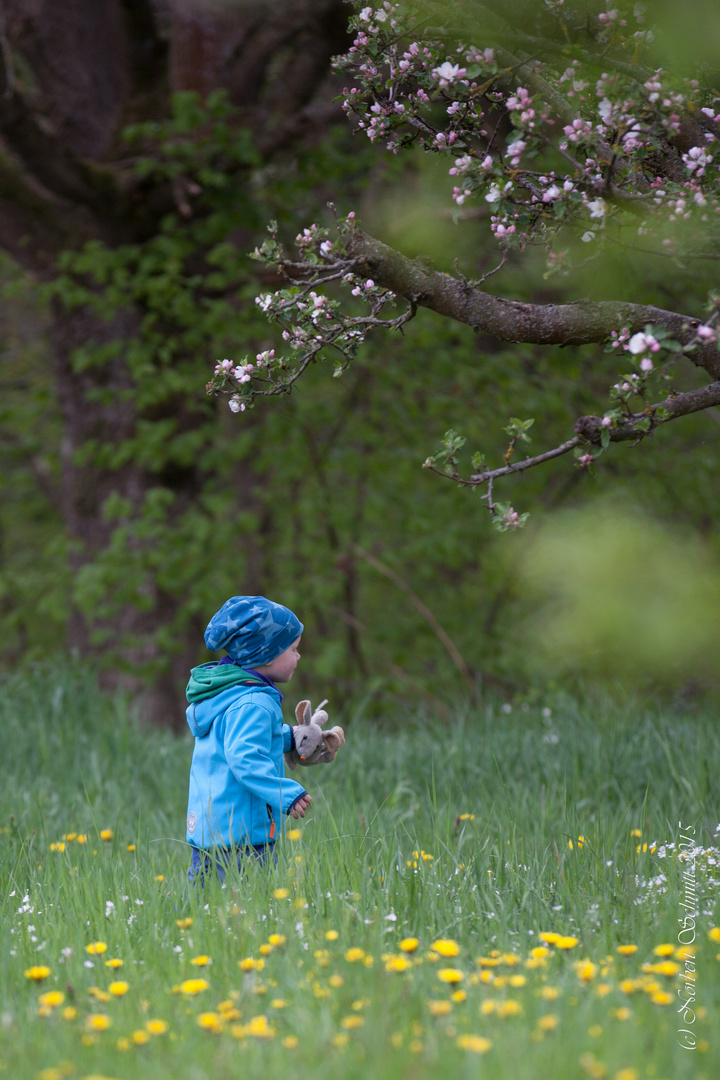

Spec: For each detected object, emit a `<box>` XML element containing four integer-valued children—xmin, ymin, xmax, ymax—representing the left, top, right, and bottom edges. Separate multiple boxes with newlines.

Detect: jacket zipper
<box><xmin>266</xmin><ymin>804</ymin><xmax>276</xmax><ymax>841</ymax></box>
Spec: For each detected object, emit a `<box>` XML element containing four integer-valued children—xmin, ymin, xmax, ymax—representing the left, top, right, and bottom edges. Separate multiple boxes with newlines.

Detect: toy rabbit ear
<box><xmin>323</xmin><ymin>726</ymin><xmax>345</xmax><ymax>753</ymax></box>
<box><xmin>312</xmin><ymin>709</ymin><xmax>329</xmax><ymax>728</ymax></box>
<box><xmin>295</xmin><ymin>700</ymin><xmax>311</xmax><ymax>724</ymax></box>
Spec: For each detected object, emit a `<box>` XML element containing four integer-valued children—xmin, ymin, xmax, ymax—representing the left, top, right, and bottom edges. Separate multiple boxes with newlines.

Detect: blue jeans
<box><xmin>188</xmin><ymin>842</ymin><xmax>277</xmax><ymax>886</ymax></box>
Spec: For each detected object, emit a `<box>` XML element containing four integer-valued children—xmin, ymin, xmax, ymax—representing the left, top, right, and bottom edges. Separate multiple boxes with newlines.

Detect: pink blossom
<box><xmin>628</xmin><ymin>331</ymin><xmax>659</xmax><ymax>354</ymax></box>
<box><xmin>432</xmin><ymin>62</ymin><xmax>466</xmax><ymax>87</ymax></box>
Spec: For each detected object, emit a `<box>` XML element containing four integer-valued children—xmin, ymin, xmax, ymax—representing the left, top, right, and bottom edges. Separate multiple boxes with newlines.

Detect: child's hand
<box><xmin>290</xmin><ymin>793</ymin><xmax>312</xmax><ymax>819</ymax></box>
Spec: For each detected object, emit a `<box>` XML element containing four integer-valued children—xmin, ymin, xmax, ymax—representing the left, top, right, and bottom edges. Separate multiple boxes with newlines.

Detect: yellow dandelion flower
<box><xmin>180</xmin><ymin>978</ymin><xmax>208</xmax><ymax>995</ymax></box>
<box><xmin>333</xmin><ymin>1033</ymin><xmax>349</xmax><ymax>1049</ymax></box>
<box><xmin>63</xmin><ymin>833</ymin><xmax>77</xmax><ymax>841</ymax></box>
<box><xmin>38</xmin><ymin>991</ymin><xmax>65</xmax><ymax>1009</ymax></box>
<box><xmin>588</xmin><ymin>1024</ymin><xmax>603</xmax><ymax>1038</ymax></box>
<box><xmin>596</xmin><ymin>983</ymin><xmax>612</xmax><ymax>997</ymax></box>
<box><xmin>238</xmin><ymin>957</ymin><xmax>263</xmax><ymax>972</ymax></box>
<box><xmin>146</xmin><ymin>1019</ymin><xmax>169</xmax><ymax>1035</ymax></box>
<box><xmin>458</xmin><ymin>813</ymin><xmax>475</xmax><ymax>821</ymax></box>
<box><xmin>87</xmin><ymin>1014</ymin><xmax>112</xmax><ymax>1031</ymax></box>
<box><xmin>24</xmin><ymin>966</ymin><xmax>51</xmax><ymax>981</ymax></box>
<box><xmin>132</xmin><ymin>1030</ymin><xmax>150</xmax><ymax>1044</ymax></box>
<box><xmin>539</xmin><ymin>932</ymin><xmax>561</xmax><ymax>945</ymax></box>
<box><xmin>76</xmin><ymin>834</ymin><xmax>88</xmax><ymax>844</ymax></box>
<box><xmin>329</xmin><ymin>974</ymin><xmax>344</xmax><ymax>987</ymax></box>
<box><xmin>270</xmin><ymin>999</ymin><xmax>287</xmax><ymax>1009</ymax></box>
<box><xmin>479</xmin><ymin>1000</ymin><xmax>496</xmax><ymax>1015</ymax></box>
<box><xmin>432</xmin><ymin>939</ymin><xmax>460</xmax><ymax>957</ymax></box>
<box><xmin>708</xmin><ymin>927</ymin><xmax>720</xmax><ymax>943</ymax></box>
<box><xmin>109</xmin><ymin>982</ymin><xmax>129</xmax><ymax>997</ymax></box>
<box><xmin>197</xmin><ymin>1012</ymin><xmax>223</xmax><ymax>1033</ymax></box>
<box><xmin>190</xmin><ymin>955</ymin><xmax>210</xmax><ymax>967</ymax></box>
<box><xmin>630</xmin><ymin>829</ymin><xmax>642</xmax><ymax>837</ymax></box>
<box><xmin>540</xmin><ymin>986</ymin><xmax>562</xmax><ymax>1000</ymax></box>
<box><xmin>283</xmin><ymin>1035</ymin><xmax>299</xmax><ymax>1048</ymax></box>
<box><xmin>325</xmin><ymin>929</ymin><xmax>339</xmax><ymax>941</ymax></box>
<box><xmin>616</xmin><ymin>945</ymin><xmax>637</xmax><ymax>956</ymax></box>
<box><xmin>437</xmin><ymin>968</ymin><xmax>464</xmax><ymax>984</ymax></box>
<box><xmin>496</xmin><ymin>1000</ymin><xmax>522</xmax><ymax>1017</ymax></box>
<box><xmin>88</xmin><ymin>987</ymin><xmax>111</xmax><ymax>1002</ymax></box>
<box><xmin>340</xmin><ymin>1015</ymin><xmax>364</xmax><ymax>1030</ymax></box>
<box><xmin>117</xmin><ymin>1037</ymin><xmax>131</xmax><ymax>1050</ymax></box>
<box><xmin>451</xmin><ymin>989</ymin><xmax>467</xmax><ymax>1003</ymax></box>
<box><xmin>456</xmin><ymin>1034</ymin><xmax>492</xmax><ymax>1053</ymax></box>
<box><xmin>556</xmin><ymin>936</ymin><xmax>579</xmax><ymax>950</ymax></box>
<box><xmin>614</xmin><ymin>1008</ymin><xmax>632</xmax><ymax>1020</ymax></box>
<box><xmin>650</xmin><ymin>990</ymin><xmax>672</xmax><ymax>1005</ymax></box>
<box><xmin>104</xmin><ymin>958</ymin><xmax>123</xmax><ymax>969</ymax></box>
<box><xmin>259</xmin><ymin>944</ymin><xmax>272</xmax><ymax>956</ymax></box>
<box><xmin>287</xmin><ymin>828</ymin><xmax>302</xmax><ymax>841</ymax></box>
<box><xmin>175</xmin><ymin>918</ymin><xmax>192</xmax><ymax>929</ymax></box>
<box><xmin>531</xmin><ymin>946</ymin><xmax>550</xmax><ymax>959</ymax></box>
<box><xmin>344</xmin><ymin>948</ymin><xmax>366</xmax><ymax>963</ymax></box>
<box><xmin>63</xmin><ymin>1007</ymin><xmax>78</xmax><ymax>1020</ymax></box>
<box><xmin>652</xmin><ymin>960</ymin><xmax>679</xmax><ymax>977</ymax></box>
<box><xmin>272</xmin><ymin>887</ymin><xmax>289</xmax><ymax>899</ymax></box>
<box><xmin>579</xmin><ymin>1052</ymin><xmax>607</xmax><ymax>1078</ymax></box>
<box><xmin>385</xmin><ymin>955</ymin><xmax>413</xmax><ymax>973</ymax></box>
<box><xmin>154</xmin><ymin>875</ymin><xmax>164</xmax><ymax>882</ymax></box>
<box><xmin>50</xmin><ymin>842</ymin><xmax>66</xmax><ymax>852</ymax></box>
<box><xmin>509</xmin><ymin>974</ymin><xmax>527</xmax><ymax>987</ymax></box>
<box><xmin>247</xmin><ymin>1015</ymin><xmax>276</xmax><ymax>1038</ymax></box>
<box><xmin>126</xmin><ymin>843</ymin><xmax>136</xmax><ymax>852</ymax></box>
<box><xmin>99</xmin><ymin>829</ymin><xmax>114</xmax><ymax>841</ymax></box>
<box><xmin>428</xmin><ymin>1000</ymin><xmax>453</xmax><ymax>1017</ymax></box>
<box><xmin>399</xmin><ymin>938</ymin><xmax>419</xmax><ymax>952</ymax></box>
<box><xmin>538</xmin><ymin>1014</ymin><xmax>559</xmax><ymax>1031</ymax></box>
<box><xmin>619</xmin><ymin>979</ymin><xmax>639</xmax><ymax>994</ymax></box>
<box><xmin>615</xmin><ymin>1070</ymin><xmax>639</xmax><ymax>1080</ymax></box>
<box><xmin>268</xmin><ymin>933</ymin><xmax>286</xmax><ymax>947</ymax></box>
<box><xmin>653</xmin><ymin>943</ymin><xmax>674</xmax><ymax>957</ymax></box>
<box><xmin>85</xmin><ymin>942</ymin><xmax>107</xmax><ymax>955</ymax></box>
<box><xmin>575</xmin><ymin>960</ymin><xmax>597</xmax><ymax>982</ymax></box>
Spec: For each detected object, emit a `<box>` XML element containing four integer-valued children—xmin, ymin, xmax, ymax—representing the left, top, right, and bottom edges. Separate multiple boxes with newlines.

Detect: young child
<box><xmin>185</xmin><ymin>595</ymin><xmax>313</xmax><ymax>883</ymax></box>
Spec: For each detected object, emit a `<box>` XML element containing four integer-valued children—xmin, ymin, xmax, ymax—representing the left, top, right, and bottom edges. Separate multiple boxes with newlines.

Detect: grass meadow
<box><xmin>1</xmin><ymin>666</ymin><xmax>718</xmax><ymax>1080</ymax></box>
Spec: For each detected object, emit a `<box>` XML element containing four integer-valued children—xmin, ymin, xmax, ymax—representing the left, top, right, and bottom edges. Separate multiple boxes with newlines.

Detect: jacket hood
<box><xmin>186</xmin><ymin>662</ymin><xmax>264</xmax><ymax>705</ymax></box>
<box><xmin>186</xmin><ymin>680</ymin><xmax>281</xmax><ymax>738</ymax></box>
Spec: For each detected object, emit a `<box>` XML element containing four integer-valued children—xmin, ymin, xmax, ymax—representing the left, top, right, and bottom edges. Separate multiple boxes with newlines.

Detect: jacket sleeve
<box><xmin>224</xmin><ymin>696</ymin><xmax>306</xmax><ymax>814</ymax></box>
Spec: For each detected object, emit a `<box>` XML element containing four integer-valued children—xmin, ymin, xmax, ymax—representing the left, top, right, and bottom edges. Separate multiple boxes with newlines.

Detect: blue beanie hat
<box><xmin>204</xmin><ymin>595</ymin><xmax>303</xmax><ymax>667</ymax></box>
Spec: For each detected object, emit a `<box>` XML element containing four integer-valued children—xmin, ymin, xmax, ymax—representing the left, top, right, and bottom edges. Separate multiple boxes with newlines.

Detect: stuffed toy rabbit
<box><xmin>285</xmin><ymin>698</ymin><xmax>345</xmax><ymax>770</ymax></box>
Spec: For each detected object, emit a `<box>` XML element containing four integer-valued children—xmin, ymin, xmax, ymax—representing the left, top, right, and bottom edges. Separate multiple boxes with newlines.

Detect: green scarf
<box><xmin>186</xmin><ymin>663</ymin><xmax>265</xmax><ymax>704</ymax></box>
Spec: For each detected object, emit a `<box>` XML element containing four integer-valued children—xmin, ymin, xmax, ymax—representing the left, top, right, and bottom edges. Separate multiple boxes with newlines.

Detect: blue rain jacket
<box><xmin>185</xmin><ymin>682</ymin><xmax>307</xmax><ymax>849</ymax></box>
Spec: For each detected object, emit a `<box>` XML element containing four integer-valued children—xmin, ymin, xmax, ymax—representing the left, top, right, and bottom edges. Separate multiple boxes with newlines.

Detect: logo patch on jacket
<box><xmin>187</xmin><ymin>811</ymin><xmax>197</xmax><ymax>834</ymax></box>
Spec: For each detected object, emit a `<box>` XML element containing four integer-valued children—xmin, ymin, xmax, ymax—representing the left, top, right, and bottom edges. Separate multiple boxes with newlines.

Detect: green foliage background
<box><xmin>2</xmin><ymin>91</ymin><xmax>720</xmax><ymax>709</ymax></box>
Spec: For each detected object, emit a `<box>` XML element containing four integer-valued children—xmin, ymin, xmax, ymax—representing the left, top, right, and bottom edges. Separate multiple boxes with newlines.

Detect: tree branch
<box><xmin>345</xmin><ymin>229</ymin><xmax>720</xmax><ymax>379</ymax></box>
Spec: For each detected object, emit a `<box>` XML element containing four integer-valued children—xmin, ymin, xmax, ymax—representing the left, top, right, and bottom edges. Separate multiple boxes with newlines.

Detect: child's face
<box><xmin>255</xmin><ymin>637</ymin><xmax>301</xmax><ymax>683</ymax></box>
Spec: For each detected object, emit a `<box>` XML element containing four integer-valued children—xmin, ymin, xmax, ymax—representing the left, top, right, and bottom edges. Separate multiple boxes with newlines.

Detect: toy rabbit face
<box><xmin>293</xmin><ymin>699</ymin><xmax>326</xmax><ymax>760</ymax></box>
<box><xmin>285</xmin><ymin>698</ymin><xmax>345</xmax><ymax>770</ymax></box>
